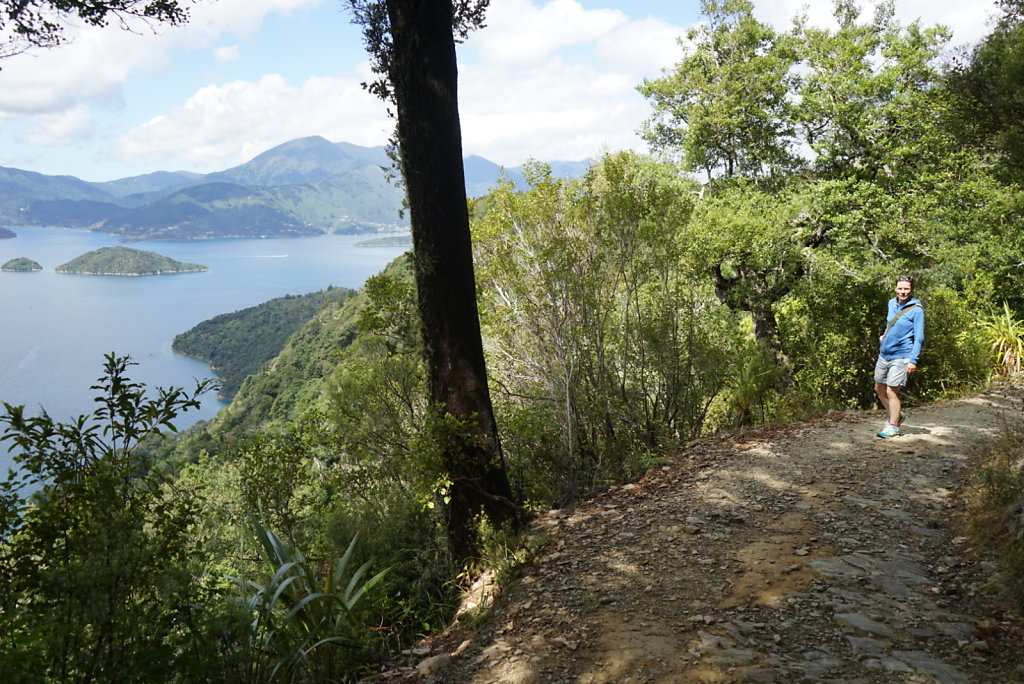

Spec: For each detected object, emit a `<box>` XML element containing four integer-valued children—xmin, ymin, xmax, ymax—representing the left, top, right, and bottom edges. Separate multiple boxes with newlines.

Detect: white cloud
<box><xmin>0</xmin><ymin>29</ymin><xmax>163</xmax><ymax>115</ymax></box>
<box><xmin>111</xmin><ymin>0</ymin><xmax>692</xmax><ymax>171</ymax></box>
<box><xmin>473</xmin><ymin>0</ymin><xmax>627</xmax><ymax>66</ymax></box>
<box><xmin>460</xmin><ymin>56</ymin><xmax>646</xmax><ymax>165</ymax></box>
<box><xmin>0</xmin><ymin>0</ymin><xmax>325</xmax><ymax>117</ymax></box>
<box><xmin>214</xmin><ymin>45</ymin><xmax>241</xmax><ymax>63</ymax></box>
<box><xmin>594</xmin><ymin>17</ymin><xmax>689</xmax><ymax>76</ymax></box>
<box><xmin>893</xmin><ymin>0</ymin><xmax>998</xmax><ymax>45</ymax></box>
<box><xmin>116</xmin><ymin>72</ymin><xmax>390</xmax><ymax>170</ymax></box>
<box><xmin>454</xmin><ymin>0</ymin><xmax>690</xmax><ymax>165</ymax></box>
<box><xmin>19</xmin><ymin>106</ymin><xmax>95</xmax><ymax>146</ymax></box>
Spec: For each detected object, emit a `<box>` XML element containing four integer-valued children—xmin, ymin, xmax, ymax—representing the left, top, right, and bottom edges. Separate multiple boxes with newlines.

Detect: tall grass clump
<box><xmin>965</xmin><ymin>415</ymin><xmax>1024</xmax><ymax>604</ymax></box>
<box><xmin>975</xmin><ymin>301</ymin><xmax>1024</xmax><ymax>378</ymax></box>
<box><xmin>225</xmin><ymin>520</ymin><xmax>389</xmax><ymax>683</ymax></box>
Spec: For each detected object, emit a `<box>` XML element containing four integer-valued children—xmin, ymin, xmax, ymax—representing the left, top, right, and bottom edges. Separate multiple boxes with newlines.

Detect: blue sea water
<box><xmin>0</xmin><ymin>227</ymin><xmax>407</xmax><ymax>474</ymax></box>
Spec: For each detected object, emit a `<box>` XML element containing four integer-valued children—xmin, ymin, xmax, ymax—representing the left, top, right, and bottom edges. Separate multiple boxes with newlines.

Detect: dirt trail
<box><xmin>366</xmin><ymin>387</ymin><xmax>1024</xmax><ymax>683</ymax></box>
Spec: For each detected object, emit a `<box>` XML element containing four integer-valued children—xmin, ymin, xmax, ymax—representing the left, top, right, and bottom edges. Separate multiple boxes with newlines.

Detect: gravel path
<box><xmin>365</xmin><ymin>387</ymin><xmax>1024</xmax><ymax>683</ymax></box>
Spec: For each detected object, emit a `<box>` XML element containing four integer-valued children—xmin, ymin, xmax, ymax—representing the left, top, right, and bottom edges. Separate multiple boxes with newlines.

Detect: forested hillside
<box><xmin>169</xmin><ymin>255</ymin><xmax>416</xmax><ymax>452</ymax></box>
<box><xmin>172</xmin><ymin>287</ymin><xmax>356</xmax><ymax>398</ymax></box>
<box><xmin>2</xmin><ymin>1</ymin><xmax>1024</xmax><ymax>682</ymax></box>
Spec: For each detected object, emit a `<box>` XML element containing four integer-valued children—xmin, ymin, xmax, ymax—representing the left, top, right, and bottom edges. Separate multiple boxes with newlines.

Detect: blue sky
<box><xmin>0</xmin><ymin>0</ymin><xmax>1001</xmax><ymax>182</ymax></box>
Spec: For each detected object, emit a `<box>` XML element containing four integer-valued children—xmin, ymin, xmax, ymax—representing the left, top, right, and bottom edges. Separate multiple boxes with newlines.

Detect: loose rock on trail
<box><xmin>365</xmin><ymin>387</ymin><xmax>1024</xmax><ymax>683</ymax></box>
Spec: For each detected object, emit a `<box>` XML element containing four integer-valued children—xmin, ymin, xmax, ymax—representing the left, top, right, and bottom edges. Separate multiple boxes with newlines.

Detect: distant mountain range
<box><xmin>0</xmin><ymin>136</ymin><xmax>590</xmax><ymax>240</ymax></box>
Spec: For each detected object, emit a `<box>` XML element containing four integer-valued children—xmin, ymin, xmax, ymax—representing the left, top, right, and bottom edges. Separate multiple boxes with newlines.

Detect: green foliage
<box><xmin>781</xmin><ymin>274</ymin><xmax>987</xmax><ymax>408</ymax></box>
<box><xmin>225</xmin><ymin>520</ymin><xmax>389</xmax><ymax>683</ymax></box>
<box><xmin>0</xmin><ymin>355</ymin><xmax>222</xmax><ymax>683</ymax></box>
<box><xmin>474</xmin><ymin>154</ymin><xmax>731</xmax><ymax>503</ymax></box>
<box><xmin>965</xmin><ymin>419</ymin><xmax>1024</xmax><ymax>604</ymax></box>
<box><xmin>177</xmin><ymin>255</ymin><xmax>422</xmax><ymax>480</ymax></box>
<box><xmin>639</xmin><ymin>0</ymin><xmax>798</xmax><ymax>180</ymax></box>
<box><xmin>355</xmin><ymin>266</ymin><xmax>420</xmax><ymax>353</ymax></box>
<box><xmin>200</xmin><ymin>271</ymin><xmax>382</xmax><ymax>445</ymax></box>
<box><xmin>639</xmin><ymin>0</ymin><xmax>1015</xmax><ymax>412</ymax></box>
<box><xmin>777</xmin><ymin>271</ymin><xmax>883</xmax><ymax>407</ymax></box>
<box><xmin>323</xmin><ymin>490</ymin><xmax>453</xmax><ymax>643</ymax></box>
<box><xmin>196</xmin><ymin>253</ymin><xmax>459</xmax><ymax>647</ymax></box>
<box><xmin>722</xmin><ymin>322</ymin><xmax>784</xmax><ymax>427</ymax></box>
<box><xmin>686</xmin><ymin>181</ymin><xmax>811</xmax><ymax>292</ymax></box>
<box><xmin>318</xmin><ymin>289</ymin><xmax>459</xmax><ymax>638</ymax></box>
<box><xmin>793</xmin><ymin>0</ymin><xmax>952</xmax><ymax>182</ymax></box>
<box><xmin>910</xmin><ymin>286</ymin><xmax>991</xmax><ymax>401</ymax></box>
<box><xmin>321</xmin><ymin>258</ymin><xmax>427</xmax><ymax>503</ymax></box>
<box><xmin>54</xmin><ymin>245</ymin><xmax>206</xmax><ymax>275</ymax></box>
<box><xmin>173</xmin><ymin>288</ymin><xmax>354</xmax><ymax>398</ymax></box>
<box><xmin>974</xmin><ymin>302</ymin><xmax>1024</xmax><ymax>378</ymax></box>
<box><xmin>232</xmin><ymin>425</ymin><xmax>331</xmax><ymax>553</ymax></box>
<box><xmin>946</xmin><ymin>6</ymin><xmax>1024</xmax><ymax>179</ymax></box>
<box><xmin>641</xmin><ymin>0</ymin><xmax>951</xmax><ymax>186</ymax></box>
<box><xmin>12</xmin><ymin>1</ymin><xmax>1020</xmax><ymax>668</ymax></box>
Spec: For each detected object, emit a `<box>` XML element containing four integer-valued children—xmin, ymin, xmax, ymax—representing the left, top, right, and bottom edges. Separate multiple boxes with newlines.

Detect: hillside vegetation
<box><xmin>55</xmin><ymin>246</ymin><xmax>207</xmax><ymax>275</ymax></box>
<box><xmin>172</xmin><ymin>287</ymin><xmax>356</xmax><ymax>399</ymax></box>
<box><xmin>2</xmin><ymin>1</ymin><xmax>1024</xmax><ymax>682</ymax></box>
<box><xmin>178</xmin><ymin>255</ymin><xmax>414</xmax><ymax>448</ymax></box>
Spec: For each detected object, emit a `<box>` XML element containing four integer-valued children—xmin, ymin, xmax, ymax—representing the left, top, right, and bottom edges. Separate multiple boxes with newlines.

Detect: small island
<box><xmin>1</xmin><ymin>257</ymin><xmax>42</xmax><ymax>272</ymax></box>
<box><xmin>55</xmin><ymin>246</ymin><xmax>208</xmax><ymax>276</ymax></box>
<box><xmin>0</xmin><ymin>227</ymin><xmax>16</xmax><ymax>239</ymax></box>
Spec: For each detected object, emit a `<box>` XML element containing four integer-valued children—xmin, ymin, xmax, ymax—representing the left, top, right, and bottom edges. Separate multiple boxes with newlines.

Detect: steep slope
<box><xmin>194</xmin><ymin>253</ymin><xmax>411</xmax><ymax>443</ymax></box>
<box><xmin>173</xmin><ymin>287</ymin><xmax>355</xmax><ymax>398</ymax></box>
<box><xmin>272</xmin><ymin>167</ymin><xmax>408</xmax><ymax>231</ymax></box>
<box><xmin>96</xmin><ymin>170</ymin><xmax>206</xmax><ymax>199</ymax></box>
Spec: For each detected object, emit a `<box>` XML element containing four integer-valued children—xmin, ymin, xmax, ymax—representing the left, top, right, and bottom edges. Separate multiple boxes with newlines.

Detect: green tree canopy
<box><xmin>793</xmin><ymin>0</ymin><xmax>951</xmax><ymax>182</ymax></box>
<box><xmin>946</xmin><ymin>1</ymin><xmax>1024</xmax><ymax>179</ymax></box>
<box><xmin>639</xmin><ymin>0</ymin><xmax>798</xmax><ymax>181</ymax></box>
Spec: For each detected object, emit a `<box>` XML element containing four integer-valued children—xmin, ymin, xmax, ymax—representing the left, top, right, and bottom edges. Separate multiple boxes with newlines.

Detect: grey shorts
<box><xmin>874</xmin><ymin>356</ymin><xmax>909</xmax><ymax>387</ymax></box>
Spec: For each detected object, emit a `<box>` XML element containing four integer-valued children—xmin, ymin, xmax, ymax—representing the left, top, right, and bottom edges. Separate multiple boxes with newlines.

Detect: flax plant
<box><xmin>227</xmin><ymin>519</ymin><xmax>389</xmax><ymax>683</ymax></box>
<box><xmin>976</xmin><ymin>301</ymin><xmax>1024</xmax><ymax>377</ymax></box>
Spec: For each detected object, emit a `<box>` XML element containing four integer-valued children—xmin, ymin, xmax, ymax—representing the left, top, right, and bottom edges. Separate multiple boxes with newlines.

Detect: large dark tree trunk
<box><xmin>385</xmin><ymin>0</ymin><xmax>519</xmax><ymax>560</ymax></box>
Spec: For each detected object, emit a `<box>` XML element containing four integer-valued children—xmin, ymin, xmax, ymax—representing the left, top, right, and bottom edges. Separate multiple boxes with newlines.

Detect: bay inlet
<box><xmin>0</xmin><ymin>227</ymin><xmax>407</xmax><ymax>474</ymax></box>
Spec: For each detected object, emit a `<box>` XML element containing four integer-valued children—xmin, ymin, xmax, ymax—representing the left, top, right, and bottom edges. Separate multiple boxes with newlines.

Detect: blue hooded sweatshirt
<box><xmin>880</xmin><ymin>296</ymin><xmax>924</xmax><ymax>364</ymax></box>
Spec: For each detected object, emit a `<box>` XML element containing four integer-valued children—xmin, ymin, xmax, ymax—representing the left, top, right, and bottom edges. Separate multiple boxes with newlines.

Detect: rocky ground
<box><xmin>363</xmin><ymin>386</ymin><xmax>1024</xmax><ymax>683</ymax></box>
